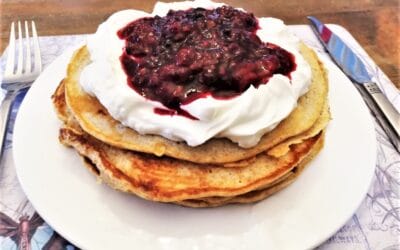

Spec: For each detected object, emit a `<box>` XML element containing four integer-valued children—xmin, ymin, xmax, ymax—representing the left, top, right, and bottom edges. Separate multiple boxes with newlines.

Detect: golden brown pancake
<box><xmin>77</xmin><ymin>130</ymin><xmax>323</xmax><ymax>207</ymax></box>
<box><xmin>266</xmin><ymin>101</ymin><xmax>330</xmax><ymax>158</ymax></box>
<box><xmin>54</xmin><ymin>75</ymin><xmax>330</xmax><ymax>168</ymax></box>
<box><xmin>63</xmin><ymin>43</ymin><xmax>328</xmax><ymax>164</ymax></box>
<box><xmin>51</xmin><ymin>79</ymin><xmax>69</xmax><ymax>123</ymax></box>
<box><xmin>176</xmin><ymin>133</ymin><xmax>324</xmax><ymax>207</ymax></box>
<box><xmin>59</xmin><ymin>124</ymin><xmax>323</xmax><ymax>202</ymax></box>
<box><xmin>80</xmin><ymin>131</ymin><xmax>322</xmax><ymax>208</ymax></box>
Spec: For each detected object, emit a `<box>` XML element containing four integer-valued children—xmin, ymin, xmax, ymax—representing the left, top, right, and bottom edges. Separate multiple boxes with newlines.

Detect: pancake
<box><xmin>53</xmin><ymin>73</ymin><xmax>330</xmax><ymax>168</ymax></box>
<box><xmin>63</xmin><ymin>43</ymin><xmax>328</xmax><ymax>164</ymax></box>
<box><xmin>51</xmin><ymin>79</ymin><xmax>69</xmax><ymax>123</ymax></box>
<box><xmin>80</xmin><ymin>154</ymin><xmax>293</xmax><ymax>207</ymax></box>
<box><xmin>176</xmin><ymin>133</ymin><xmax>323</xmax><ymax>207</ymax></box>
<box><xmin>80</xmin><ymin>131</ymin><xmax>322</xmax><ymax>208</ymax></box>
<box><xmin>59</xmin><ymin>122</ymin><xmax>322</xmax><ymax>202</ymax></box>
<box><xmin>267</xmin><ymin>100</ymin><xmax>330</xmax><ymax>158</ymax></box>
<box><xmin>54</xmin><ymin>79</ymin><xmax>329</xmax><ymax>167</ymax></box>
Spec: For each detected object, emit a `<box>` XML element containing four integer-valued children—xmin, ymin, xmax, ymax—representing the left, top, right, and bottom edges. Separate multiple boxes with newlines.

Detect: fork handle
<box><xmin>0</xmin><ymin>92</ymin><xmax>17</xmax><ymax>160</ymax></box>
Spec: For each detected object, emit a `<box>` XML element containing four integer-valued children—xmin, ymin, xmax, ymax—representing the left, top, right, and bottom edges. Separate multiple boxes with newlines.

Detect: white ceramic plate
<box><xmin>13</xmin><ymin>44</ymin><xmax>376</xmax><ymax>250</ymax></box>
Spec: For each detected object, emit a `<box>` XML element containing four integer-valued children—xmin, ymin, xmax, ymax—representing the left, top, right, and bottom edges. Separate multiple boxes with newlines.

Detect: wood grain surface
<box><xmin>1</xmin><ymin>0</ymin><xmax>399</xmax><ymax>88</ymax></box>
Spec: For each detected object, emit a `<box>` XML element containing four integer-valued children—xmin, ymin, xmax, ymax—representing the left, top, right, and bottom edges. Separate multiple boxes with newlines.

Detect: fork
<box><xmin>0</xmin><ymin>21</ymin><xmax>41</xmax><ymax>159</ymax></box>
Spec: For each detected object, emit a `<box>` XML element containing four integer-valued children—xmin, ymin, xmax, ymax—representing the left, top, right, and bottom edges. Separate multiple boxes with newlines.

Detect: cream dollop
<box><xmin>80</xmin><ymin>0</ymin><xmax>312</xmax><ymax>147</ymax></box>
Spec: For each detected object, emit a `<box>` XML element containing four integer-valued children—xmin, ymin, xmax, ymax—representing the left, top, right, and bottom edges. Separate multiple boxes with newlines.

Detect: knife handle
<box><xmin>358</xmin><ymin>82</ymin><xmax>400</xmax><ymax>152</ymax></box>
<box><xmin>364</xmin><ymin>82</ymin><xmax>400</xmax><ymax>135</ymax></box>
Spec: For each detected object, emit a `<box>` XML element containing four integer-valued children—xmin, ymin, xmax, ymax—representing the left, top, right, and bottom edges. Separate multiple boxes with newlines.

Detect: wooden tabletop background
<box><xmin>1</xmin><ymin>0</ymin><xmax>399</xmax><ymax>88</ymax></box>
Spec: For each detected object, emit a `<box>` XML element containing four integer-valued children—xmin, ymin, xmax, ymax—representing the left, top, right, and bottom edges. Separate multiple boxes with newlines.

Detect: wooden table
<box><xmin>1</xmin><ymin>0</ymin><xmax>399</xmax><ymax>88</ymax></box>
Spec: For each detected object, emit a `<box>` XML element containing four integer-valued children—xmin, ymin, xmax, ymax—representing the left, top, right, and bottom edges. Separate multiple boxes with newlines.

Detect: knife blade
<box><xmin>307</xmin><ymin>16</ymin><xmax>400</xmax><ymax>152</ymax></box>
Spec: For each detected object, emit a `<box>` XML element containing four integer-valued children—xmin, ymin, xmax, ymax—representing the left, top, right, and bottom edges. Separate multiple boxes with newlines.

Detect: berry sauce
<box><xmin>117</xmin><ymin>6</ymin><xmax>296</xmax><ymax>119</ymax></box>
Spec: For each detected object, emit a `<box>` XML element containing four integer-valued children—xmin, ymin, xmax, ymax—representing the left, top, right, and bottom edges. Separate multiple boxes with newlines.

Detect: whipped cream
<box><xmin>80</xmin><ymin>0</ymin><xmax>312</xmax><ymax>148</ymax></box>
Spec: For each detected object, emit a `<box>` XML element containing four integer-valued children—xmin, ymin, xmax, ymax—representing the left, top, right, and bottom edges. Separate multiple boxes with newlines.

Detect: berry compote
<box><xmin>118</xmin><ymin>6</ymin><xmax>296</xmax><ymax>118</ymax></box>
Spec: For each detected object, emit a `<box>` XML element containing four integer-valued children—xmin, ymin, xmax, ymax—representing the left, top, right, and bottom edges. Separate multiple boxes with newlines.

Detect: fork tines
<box><xmin>4</xmin><ymin>21</ymin><xmax>41</xmax><ymax>84</ymax></box>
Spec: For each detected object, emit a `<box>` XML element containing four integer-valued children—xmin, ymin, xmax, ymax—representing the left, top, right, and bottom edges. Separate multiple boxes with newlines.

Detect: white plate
<box><xmin>13</xmin><ymin>45</ymin><xmax>376</xmax><ymax>250</ymax></box>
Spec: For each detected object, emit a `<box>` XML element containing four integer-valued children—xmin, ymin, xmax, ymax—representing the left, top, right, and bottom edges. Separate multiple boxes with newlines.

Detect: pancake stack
<box><xmin>52</xmin><ymin>42</ymin><xmax>329</xmax><ymax>208</ymax></box>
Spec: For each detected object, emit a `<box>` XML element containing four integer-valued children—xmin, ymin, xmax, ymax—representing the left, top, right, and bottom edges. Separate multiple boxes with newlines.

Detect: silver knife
<box><xmin>307</xmin><ymin>16</ymin><xmax>400</xmax><ymax>152</ymax></box>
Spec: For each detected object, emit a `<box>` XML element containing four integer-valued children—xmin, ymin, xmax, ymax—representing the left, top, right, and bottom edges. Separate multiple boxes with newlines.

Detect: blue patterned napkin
<box><xmin>0</xmin><ymin>28</ymin><xmax>399</xmax><ymax>250</ymax></box>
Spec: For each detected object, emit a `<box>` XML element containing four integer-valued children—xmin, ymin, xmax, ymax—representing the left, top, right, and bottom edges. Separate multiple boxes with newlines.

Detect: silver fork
<box><xmin>0</xmin><ymin>21</ymin><xmax>42</xmax><ymax>159</ymax></box>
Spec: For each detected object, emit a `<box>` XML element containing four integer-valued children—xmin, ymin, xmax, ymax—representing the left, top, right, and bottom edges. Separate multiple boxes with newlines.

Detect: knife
<box><xmin>307</xmin><ymin>16</ymin><xmax>400</xmax><ymax>153</ymax></box>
